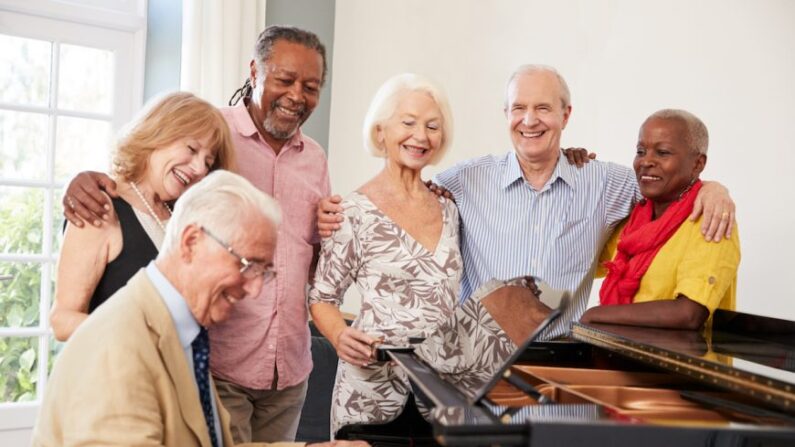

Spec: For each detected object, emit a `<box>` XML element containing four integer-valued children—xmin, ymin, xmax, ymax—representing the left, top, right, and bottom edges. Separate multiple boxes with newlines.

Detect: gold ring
<box><xmin>721</xmin><ymin>211</ymin><xmax>729</xmax><ymax>219</ymax></box>
<box><xmin>67</xmin><ymin>196</ymin><xmax>76</xmax><ymax>210</ymax></box>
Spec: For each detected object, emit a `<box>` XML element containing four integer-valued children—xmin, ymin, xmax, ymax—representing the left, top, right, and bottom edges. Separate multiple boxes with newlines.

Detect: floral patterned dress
<box><xmin>308</xmin><ymin>191</ymin><xmax>462</xmax><ymax>434</ymax></box>
<box><xmin>416</xmin><ymin>278</ymin><xmax>530</xmax><ymax>397</ymax></box>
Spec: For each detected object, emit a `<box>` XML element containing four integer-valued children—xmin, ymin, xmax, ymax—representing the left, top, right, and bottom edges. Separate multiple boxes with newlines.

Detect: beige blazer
<box><xmin>32</xmin><ymin>270</ymin><xmax>300</xmax><ymax>447</ymax></box>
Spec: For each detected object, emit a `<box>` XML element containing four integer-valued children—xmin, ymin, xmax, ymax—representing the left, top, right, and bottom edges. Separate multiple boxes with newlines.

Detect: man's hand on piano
<box><xmin>310</xmin><ymin>441</ymin><xmax>370</xmax><ymax>447</ymax></box>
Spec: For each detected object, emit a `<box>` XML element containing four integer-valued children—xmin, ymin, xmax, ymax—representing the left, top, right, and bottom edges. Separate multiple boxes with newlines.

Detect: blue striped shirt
<box><xmin>435</xmin><ymin>151</ymin><xmax>639</xmax><ymax>339</ymax></box>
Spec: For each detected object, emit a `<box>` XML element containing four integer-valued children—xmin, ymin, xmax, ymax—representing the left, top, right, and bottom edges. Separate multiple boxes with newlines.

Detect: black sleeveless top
<box><xmin>87</xmin><ymin>197</ymin><xmax>159</xmax><ymax>313</ymax></box>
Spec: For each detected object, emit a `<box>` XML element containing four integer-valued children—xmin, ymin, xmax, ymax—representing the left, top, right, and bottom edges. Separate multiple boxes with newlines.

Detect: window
<box><xmin>0</xmin><ymin>4</ymin><xmax>143</xmax><ymax>432</ymax></box>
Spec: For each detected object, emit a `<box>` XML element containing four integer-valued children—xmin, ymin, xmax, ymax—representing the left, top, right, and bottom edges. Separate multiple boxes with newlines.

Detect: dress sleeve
<box><xmin>674</xmin><ymin>220</ymin><xmax>741</xmax><ymax>314</ymax></box>
<box><xmin>307</xmin><ymin>203</ymin><xmax>362</xmax><ymax>307</ymax></box>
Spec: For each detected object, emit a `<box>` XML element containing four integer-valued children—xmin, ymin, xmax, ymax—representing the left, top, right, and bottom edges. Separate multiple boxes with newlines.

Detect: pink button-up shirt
<box><xmin>209</xmin><ymin>101</ymin><xmax>330</xmax><ymax>390</ymax></box>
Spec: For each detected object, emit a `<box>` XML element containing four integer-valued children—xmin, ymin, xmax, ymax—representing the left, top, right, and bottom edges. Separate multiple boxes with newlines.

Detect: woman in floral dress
<box><xmin>308</xmin><ymin>73</ymin><xmax>461</xmax><ymax>434</ymax></box>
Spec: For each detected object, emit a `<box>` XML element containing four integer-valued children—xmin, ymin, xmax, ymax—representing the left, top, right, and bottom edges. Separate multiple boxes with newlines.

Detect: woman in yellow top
<box><xmin>580</xmin><ymin>109</ymin><xmax>740</xmax><ymax>330</ymax></box>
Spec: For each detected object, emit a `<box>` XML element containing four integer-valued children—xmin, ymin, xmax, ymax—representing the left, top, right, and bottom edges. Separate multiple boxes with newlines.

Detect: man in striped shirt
<box><xmin>319</xmin><ymin>64</ymin><xmax>734</xmax><ymax>340</ymax></box>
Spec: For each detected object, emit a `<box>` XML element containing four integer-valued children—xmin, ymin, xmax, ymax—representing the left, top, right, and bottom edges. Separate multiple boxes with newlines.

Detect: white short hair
<box><xmin>505</xmin><ymin>64</ymin><xmax>571</xmax><ymax>109</ymax></box>
<box><xmin>362</xmin><ymin>73</ymin><xmax>453</xmax><ymax>165</ymax></box>
<box><xmin>645</xmin><ymin>109</ymin><xmax>709</xmax><ymax>155</ymax></box>
<box><xmin>160</xmin><ymin>170</ymin><xmax>282</xmax><ymax>254</ymax></box>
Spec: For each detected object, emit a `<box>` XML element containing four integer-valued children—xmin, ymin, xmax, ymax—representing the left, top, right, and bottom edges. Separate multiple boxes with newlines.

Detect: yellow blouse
<box><xmin>598</xmin><ymin>217</ymin><xmax>741</xmax><ymax>315</ymax></box>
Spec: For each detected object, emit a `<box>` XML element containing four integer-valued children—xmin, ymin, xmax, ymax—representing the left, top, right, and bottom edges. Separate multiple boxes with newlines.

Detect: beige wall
<box><xmin>328</xmin><ymin>0</ymin><xmax>795</xmax><ymax>318</ymax></box>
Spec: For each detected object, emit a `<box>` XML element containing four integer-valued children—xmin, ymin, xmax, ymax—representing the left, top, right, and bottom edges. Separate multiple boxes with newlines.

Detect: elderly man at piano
<box><xmin>32</xmin><ymin>171</ymin><xmax>368</xmax><ymax>447</ymax></box>
<box><xmin>580</xmin><ymin>109</ymin><xmax>740</xmax><ymax>330</ymax></box>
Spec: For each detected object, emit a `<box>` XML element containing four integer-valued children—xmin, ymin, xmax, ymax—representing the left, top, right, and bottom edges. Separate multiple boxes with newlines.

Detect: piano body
<box><xmin>386</xmin><ymin>279</ymin><xmax>795</xmax><ymax>446</ymax></box>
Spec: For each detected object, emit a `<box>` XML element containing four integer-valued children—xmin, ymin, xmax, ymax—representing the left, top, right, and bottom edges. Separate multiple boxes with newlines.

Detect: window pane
<box><xmin>49</xmin><ymin>334</ymin><xmax>65</xmax><ymax>376</ymax></box>
<box><xmin>0</xmin><ymin>262</ymin><xmax>41</xmax><ymax>328</ymax></box>
<box><xmin>0</xmin><ymin>336</ymin><xmax>39</xmax><ymax>403</ymax></box>
<box><xmin>0</xmin><ymin>186</ymin><xmax>44</xmax><ymax>254</ymax></box>
<box><xmin>0</xmin><ymin>34</ymin><xmax>51</xmax><ymax>107</ymax></box>
<box><xmin>0</xmin><ymin>110</ymin><xmax>49</xmax><ymax>181</ymax></box>
<box><xmin>55</xmin><ymin>116</ymin><xmax>112</xmax><ymax>182</ymax></box>
<box><xmin>52</xmin><ymin>188</ymin><xmax>65</xmax><ymax>253</ymax></box>
<box><xmin>57</xmin><ymin>44</ymin><xmax>113</xmax><ymax>114</ymax></box>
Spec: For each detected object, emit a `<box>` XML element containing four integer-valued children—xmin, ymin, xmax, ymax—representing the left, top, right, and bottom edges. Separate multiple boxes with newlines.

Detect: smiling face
<box><xmin>145</xmin><ymin>134</ymin><xmax>216</xmax><ymax>201</ymax></box>
<box><xmin>187</xmin><ymin>214</ymin><xmax>277</xmax><ymax>327</ymax></box>
<box><xmin>506</xmin><ymin>70</ymin><xmax>571</xmax><ymax>164</ymax></box>
<box><xmin>248</xmin><ymin>40</ymin><xmax>324</xmax><ymax>149</ymax></box>
<box><xmin>376</xmin><ymin>90</ymin><xmax>444</xmax><ymax>172</ymax></box>
<box><xmin>634</xmin><ymin>117</ymin><xmax>706</xmax><ymax>215</ymax></box>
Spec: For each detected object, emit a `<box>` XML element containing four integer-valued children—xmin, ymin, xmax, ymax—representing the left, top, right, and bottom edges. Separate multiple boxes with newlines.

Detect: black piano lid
<box><xmin>572</xmin><ymin>310</ymin><xmax>795</xmax><ymax>416</ymax></box>
<box><xmin>388</xmin><ymin>291</ymin><xmax>570</xmax><ymax>410</ymax></box>
<box><xmin>711</xmin><ymin>309</ymin><xmax>795</xmax><ymax>374</ymax></box>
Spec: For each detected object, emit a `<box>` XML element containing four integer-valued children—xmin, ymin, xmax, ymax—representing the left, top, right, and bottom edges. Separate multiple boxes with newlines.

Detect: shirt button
<box><xmin>708</xmin><ymin>276</ymin><xmax>716</xmax><ymax>285</ymax></box>
<box><xmin>268</xmin><ymin>345</ymin><xmax>274</xmax><ymax>350</ymax></box>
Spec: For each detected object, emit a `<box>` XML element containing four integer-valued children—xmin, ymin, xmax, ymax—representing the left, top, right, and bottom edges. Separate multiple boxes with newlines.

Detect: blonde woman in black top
<box><xmin>50</xmin><ymin>92</ymin><xmax>236</xmax><ymax>341</ymax></box>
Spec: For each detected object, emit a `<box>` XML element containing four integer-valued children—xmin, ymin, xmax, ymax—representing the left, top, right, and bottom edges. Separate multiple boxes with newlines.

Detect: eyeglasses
<box><xmin>200</xmin><ymin>226</ymin><xmax>276</xmax><ymax>281</ymax></box>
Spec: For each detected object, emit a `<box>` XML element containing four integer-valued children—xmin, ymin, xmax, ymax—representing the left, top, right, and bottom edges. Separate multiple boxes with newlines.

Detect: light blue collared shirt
<box><xmin>146</xmin><ymin>263</ymin><xmax>224</xmax><ymax>446</ymax></box>
<box><xmin>435</xmin><ymin>151</ymin><xmax>640</xmax><ymax>339</ymax></box>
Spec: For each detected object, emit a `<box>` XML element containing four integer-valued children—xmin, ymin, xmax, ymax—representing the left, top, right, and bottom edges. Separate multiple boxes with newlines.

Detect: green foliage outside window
<box><xmin>0</xmin><ymin>187</ymin><xmax>60</xmax><ymax>403</ymax></box>
<box><xmin>0</xmin><ymin>337</ymin><xmax>38</xmax><ymax>402</ymax></box>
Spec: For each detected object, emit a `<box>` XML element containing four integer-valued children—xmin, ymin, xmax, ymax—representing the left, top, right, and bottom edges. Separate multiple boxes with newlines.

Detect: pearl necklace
<box><xmin>130</xmin><ymin>182</ymin><xmax>171</xmax><ymax>232</ymax></box>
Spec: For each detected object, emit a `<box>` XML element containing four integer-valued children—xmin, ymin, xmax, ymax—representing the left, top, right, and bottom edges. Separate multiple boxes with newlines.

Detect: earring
<box><xmin>228</xmin><ymin>79</ymin><xmax>253</xmax><ymax>106</ymax></box>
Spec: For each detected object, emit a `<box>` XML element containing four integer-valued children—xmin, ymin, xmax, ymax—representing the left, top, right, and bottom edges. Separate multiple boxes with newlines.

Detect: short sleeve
<box><xmin>307</xmin><ymin>203</ymin><xmax>362</xmax><ymax>308</ymax></box>
<box><xmin>596</xmin><ymin>221</ymin><xmax>625</xmax><ymax>278</ymax></box>
<box><xmin>309</xmin><ymin>161</ymin><xmax>333</xmax><ymax>246</ymax></box>
<box><xmin>674</xmin><ymin>221</ymin><xmax>741</xmax><ymax>314</ymax></box>
<box><xmin>603</xmin><ymin>163</ymin><xmax>640</xmax><ymax>226</ymax></box>
<box><xmin>433</xmin><ymin>163</ymin><xmax>464</xmax><ymax>199</ymax></box>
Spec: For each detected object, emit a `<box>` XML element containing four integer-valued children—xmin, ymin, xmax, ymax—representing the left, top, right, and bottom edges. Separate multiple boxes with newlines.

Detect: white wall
<box><xmin>328</xmin><ymin>0</ymin><xmax>795</xmax><ymax>319</ymax></box>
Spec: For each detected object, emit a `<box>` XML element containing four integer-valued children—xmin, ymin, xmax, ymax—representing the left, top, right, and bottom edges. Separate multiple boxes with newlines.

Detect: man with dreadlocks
<box><xmin>208</xmin><ymin>25</ymin><xmax>331</xmax><ymax>444</ymax></box>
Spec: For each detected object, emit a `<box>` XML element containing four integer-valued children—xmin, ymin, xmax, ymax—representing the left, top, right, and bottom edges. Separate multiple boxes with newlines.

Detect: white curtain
<box><xmin>180</xmin><ymin>0</ymin><xmax>267</xmax><ymax>107</ymax></box>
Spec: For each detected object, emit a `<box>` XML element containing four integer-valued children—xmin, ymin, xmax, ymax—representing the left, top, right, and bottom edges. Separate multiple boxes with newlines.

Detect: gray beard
<box><xmin>262</xmin><ymin>99</ymin><xmax>304</xmax><ymax>141</ymax></box>
<box><xmin>263</xmin><ymin>117</ymin><xmax>298</xmax><ymax>141</ymax></box>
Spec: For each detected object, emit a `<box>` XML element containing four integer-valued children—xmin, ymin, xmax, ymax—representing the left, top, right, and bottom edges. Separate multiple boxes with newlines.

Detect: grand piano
<box><xmin>385</xmin><ymin>279</ymin><xmax>795</xmax><ymax>446</ymax></box>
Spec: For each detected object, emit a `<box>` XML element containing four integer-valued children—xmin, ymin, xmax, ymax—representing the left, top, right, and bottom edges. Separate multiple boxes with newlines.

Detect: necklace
<box><xmin>130</xmin><ymin>182</ymin><xmax>172</xmax><ymax>232</ymax></box>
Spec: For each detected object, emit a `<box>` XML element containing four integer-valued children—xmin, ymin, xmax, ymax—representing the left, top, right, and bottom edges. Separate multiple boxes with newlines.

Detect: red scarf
<box><xmin>599</xmin><ymin>180</ymin><xmax>703</xmax><ymax>306</ymax></box>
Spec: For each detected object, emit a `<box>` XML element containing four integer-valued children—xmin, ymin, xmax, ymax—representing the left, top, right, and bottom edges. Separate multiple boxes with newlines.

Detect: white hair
<box><xmin>362</xmin><ymin>73</ymin><xmax>454</xmax><ymax>165</ymax></box>
<box><xmin>160</xmin><ymin>170</ymin><xmax>282</xmax><ymax>254</ymax></box>
<box><xmin>505</xmin><ymin>64</ymin><xmax>571</xmax><ymax>109</ymax></box>
<box><xmin>645</xmin><ymin>109</ymin><xmax>709</xmax><ymax>155</ymax></box>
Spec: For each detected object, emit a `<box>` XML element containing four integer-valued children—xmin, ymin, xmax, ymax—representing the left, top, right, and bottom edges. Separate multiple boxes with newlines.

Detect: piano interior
<box><xmin>485</xmin><ymin>336</ymin><xmax>795</xmax><ymax>429</ymax></box>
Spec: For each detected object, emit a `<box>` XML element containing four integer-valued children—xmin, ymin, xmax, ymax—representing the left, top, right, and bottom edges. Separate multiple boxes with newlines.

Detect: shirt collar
<box><xmin>234</xmin><ymin>98</ymin><xmax>306</xmax><ymax>152</ymax></box>
<box><xmin>500</xmin><ymin>151</ymin><xmax>525</xmax><ymax>189</ymax></box>
<box><xmin>146</xmin><ymin>262</ymin><xmax>200</xmax><ymax>349</ymax></box>
<box><xmin>500</xmin><ymin>149</ymin><xmax>576</xmax><ymax>190</ymax></box>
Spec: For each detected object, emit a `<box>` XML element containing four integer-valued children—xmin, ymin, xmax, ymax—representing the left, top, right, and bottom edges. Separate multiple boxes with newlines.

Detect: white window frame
<box><xmin>0</xmin><ymin>0</ymin><xmax>146</xmax><ymax>433</ymax></box>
